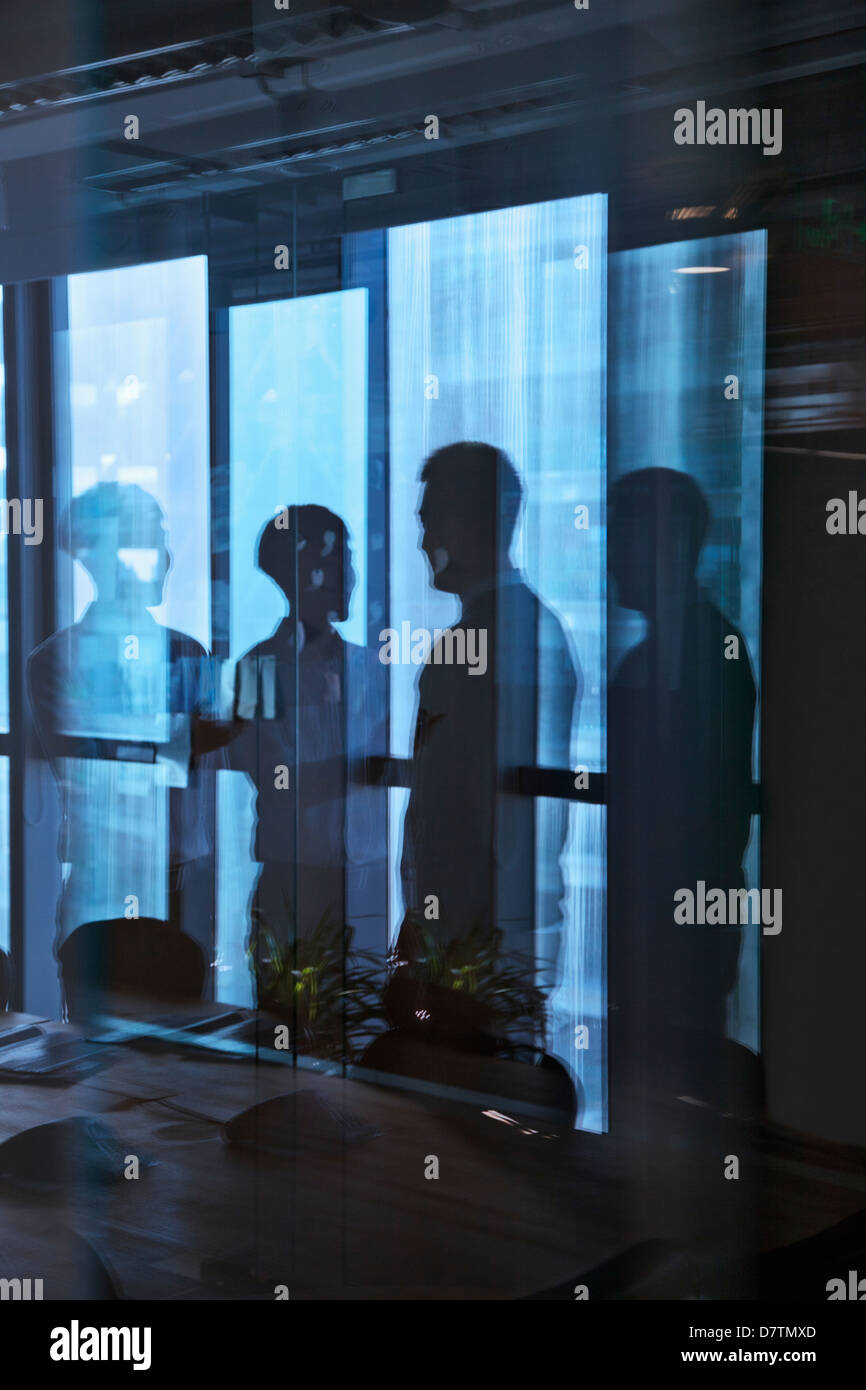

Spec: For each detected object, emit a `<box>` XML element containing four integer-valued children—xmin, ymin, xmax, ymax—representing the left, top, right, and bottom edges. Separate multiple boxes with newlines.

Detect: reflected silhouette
<box><xmin>230</xmin><ymin>505</ymin><xmax>387</xmax><ymax>1010</ymax></box>
<box><xmin>395</xmin><ymin>442</ymin><xmax>580</xmax><ymax>1055</ymax></box>
<box><xmin>28</xmin><ymin>483</ymin><xmax>216</xmax><ymax>972</ymax></box>
<box><xmin>607</xmin><ymin>467</ymin><xmax>758</xmax><ymax>1115</ymax></box>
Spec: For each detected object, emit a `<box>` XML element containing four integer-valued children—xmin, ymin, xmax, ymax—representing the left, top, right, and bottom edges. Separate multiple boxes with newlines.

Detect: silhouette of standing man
<box><xmin>400</xmin><ymin>442</ymin><xmax>580</xmax><ymax>1008</ymax></box>
<box><xmin>230</xmin><ymin>505</ymin><xmax>386</xmax><ymax>976</ymax></box>
<box><xmin>28</xmin><ymin>482</ymin><xmax>216</xmax><ymax>957</ymax></box>
<box><xmin>607</xmin><ymin>467</ymin><xmax>757</xmax><ymax>1114</ymax></box>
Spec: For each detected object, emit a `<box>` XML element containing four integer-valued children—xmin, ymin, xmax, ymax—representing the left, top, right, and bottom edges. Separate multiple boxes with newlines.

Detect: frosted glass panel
<box><xmin>609</xmin><ymin>230</ymin><xmax>766</xmax><ymax>1055</ymax></box>
<box><xmin>216</xmin><ymin>769</ymin><xmax>256</xmax><ymax>1008</ymax></box>
<box><xmin>609</xmin><ymin>232</ymin><xmax>765</xmax><ymax>676</ymax></box>
<box><xmin>56</xmin><ymin>759</ymin><xmax>169</xmax><ymax>928</ymax></box>
<box><xmin>36</xmin><ymin>255</ymin><xmax>210</xmax><ymax>942</ymax></box>
<box><xmin>218</xmin><ymin>289</ymin><xmax>370</xmax><ymax>1005</ymax></box>
<box><xmin>229</xmin><ymin>289</ymin><xmax>368</xmax><ymax>658</ymax></box>
<box><xmin>64</xmin><ymin>256</ymin><xmax>210</xmax><ymax>651</ymax></box>
<box><xmin>387</xmin><ymin>196</ymin><xmax>607</xmax><ymax>1130</ymax></box>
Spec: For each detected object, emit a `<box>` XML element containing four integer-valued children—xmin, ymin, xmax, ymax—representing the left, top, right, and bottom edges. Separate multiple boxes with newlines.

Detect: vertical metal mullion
<box><xmin>378</xmin><ymin>235</ymin><xmax>392</xmax><ymax>964</ymax></box>
<box><xmin>3</xmin><ymin>286</ymin><xmax>23</xmax><ymax>1009</ymax></box>
<box><xmin>345</xmin><ymin>227</ymin><xmax>390</xmax><ymax>956</ymax></box>
<box><xmin>5</xmin><ymin>281</ymin><xmax>57</xmax><ymax>1013</ymax></box>
<box><xmin>206</xmin><ymin>259</ymin><xmax>230</xmax><ymax>998</ymax></box>
<box><xmin>209</xmin><ymin>300</ymin><xmax>230</xmax><ymax>662</ymax></box>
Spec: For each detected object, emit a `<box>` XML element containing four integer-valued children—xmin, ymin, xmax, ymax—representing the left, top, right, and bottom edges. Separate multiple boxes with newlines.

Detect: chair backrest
<box><xmin>58</xmin><ymin>918</ymin><xmax>206</xmax><ymax>1021</ymax></box>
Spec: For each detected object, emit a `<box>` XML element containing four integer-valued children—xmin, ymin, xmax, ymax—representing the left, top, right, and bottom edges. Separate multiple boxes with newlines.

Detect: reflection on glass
<box><xmin>609</xmin><ymin>230</ymin><xmax>766</xmax><ymax>1058</ymax></box>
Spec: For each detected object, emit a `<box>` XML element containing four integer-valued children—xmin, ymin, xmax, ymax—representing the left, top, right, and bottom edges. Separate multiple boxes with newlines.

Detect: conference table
<box><xmin>0</xmin><ymin>1006</ymin><xmax>864</xmax><ymax>1300</ymax></box>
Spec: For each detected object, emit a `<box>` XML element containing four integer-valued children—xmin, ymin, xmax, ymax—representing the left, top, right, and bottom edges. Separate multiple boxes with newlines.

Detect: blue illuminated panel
<box><xmin>64</xmin><ymin>256</ymin><xmax>210</xmax><ymax>653</ymax></box>
<box><xmin>44</xmin><ymin>256</ymin><xmax>210</xmax><ymax>938</ymax></box>
<box><xmin>609</xmin><ymin>230</ymin><xmax>766</xmax><ymax>1052</ymax></box>
<box><xmin>217</xmin><ymin>289</ymin><xmax>369</xmax><ymax>1005</ymax></box>
<box><xmin>228</xmin><ymin>290</ymin><xmax>368</xmax><ymax>659</ymax></box>
<box><xmin>387</xmin><ymin>196</ymin><xmax>608</xmax><ymax>1130</ymax></box>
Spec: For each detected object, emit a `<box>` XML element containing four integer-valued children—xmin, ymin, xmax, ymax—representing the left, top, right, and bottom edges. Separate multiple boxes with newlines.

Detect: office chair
<box><xmin>58</xmin><ymin>918</ymin><xmax>206</xmax><ymax>1022</ymax></box>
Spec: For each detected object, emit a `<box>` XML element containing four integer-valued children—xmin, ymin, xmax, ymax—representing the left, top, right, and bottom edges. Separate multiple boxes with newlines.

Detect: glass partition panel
<box><xmin>386</xmin><ymin>196</ymin><xmax>608</xmax><ymax>1130</ymax></box>
<box><xmin>40</xmin><ymin>256</ymin><xmax>210</xmax><ymax>944</ymax></box>
<box><xmin>217</xmin><ymin>288</ymin><xmax>371</xmax><ymax>1007</ymax></box>
<box><xmin>608</xmin><ymin>230</ymin><xmax>766</xmax><ymax>1058</ymax></box>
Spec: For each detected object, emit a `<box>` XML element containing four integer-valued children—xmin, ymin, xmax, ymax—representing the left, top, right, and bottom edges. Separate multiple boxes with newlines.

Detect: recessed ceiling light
<box><xmin>674</xmin><ymin>266</ymin><xmax>731</xmax><ymax>274</ymax></box>
<box><xmin>668</xmin><ymin>206</ymin><xmax>716</xmax><ymax>220</ymax></box>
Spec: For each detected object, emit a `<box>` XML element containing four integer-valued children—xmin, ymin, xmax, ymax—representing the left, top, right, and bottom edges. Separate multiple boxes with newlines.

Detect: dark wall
<box><xmin>762</xmin><ymin>358</ymin><xmax>866</xmax><ymax>1142</ymax></box>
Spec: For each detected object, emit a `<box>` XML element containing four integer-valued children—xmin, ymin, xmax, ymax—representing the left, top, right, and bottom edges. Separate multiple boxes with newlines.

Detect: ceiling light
<box><xmin>668</xmin><ymin>206</ymin><xmax>715</xmax><ymax>220</ymax></box>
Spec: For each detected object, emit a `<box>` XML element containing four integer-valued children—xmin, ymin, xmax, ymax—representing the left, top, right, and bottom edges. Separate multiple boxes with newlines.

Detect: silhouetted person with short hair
<box><xmin>230</xmin><ymin>505</ymin><xmax>386</xmax><ymax>981</ymax></box>
<box><xmin>28</xmin><ymin>482</ymin><xmax>217</xmax><ymax>963</ymax></box>
<box><xmin>399</xmin><ymin>442</ymin><xmax>580</xmax><ymax>1031</ymax></box>
<box><xmin>607</xmin><ymin>467</ymin><xmax>757</xmax><ymax>1117</ymax></box>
